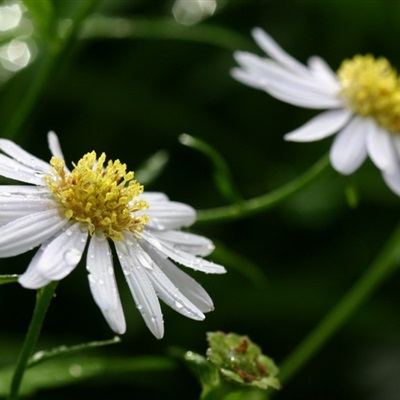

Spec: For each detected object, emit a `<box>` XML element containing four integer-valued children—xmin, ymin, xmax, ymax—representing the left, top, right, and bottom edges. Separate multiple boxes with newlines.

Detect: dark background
<box><xmin>1</xmin><ymin>1</ymin><xmax>400</xmax><ymax>399</ymax></box>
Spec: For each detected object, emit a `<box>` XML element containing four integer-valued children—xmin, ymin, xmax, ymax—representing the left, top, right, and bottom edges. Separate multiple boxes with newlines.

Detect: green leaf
<box><xmin>0</xmin><ymin>275</ymin><xmax>18</xmax><ymax>285</ymax></box>
<box><xmin>0</xmin><ymin>356</ymin><xmax>176</xmax><ymax>397</ymax></box>
<box><xmin>135</xmin><ymin>150</ymin><xmax>169</xmax><ymax>185</ymax></box>
<box><xmin>28</xmin><ymin>337</ymin><xmax>121</xmax><ymax>368</ymax></box>
<box><xmin>180</xmin><ymin>134</ymin><xmax>242</xmax><ymax>203</ymax></box>
<box><xmin>207</xmin><ymin>332</ymin><xmax>281</xmax><ymax>391</ymax></box>
<box><xmin>184</xmin><ymin>351</ymin><xmax>220</xmax><ymax>391</ymax></box>
<box><xmin>81</xmin><ymin>16</ymin><xmax>251</xmax><ymax>51</ymax></box>
<box><xmin>21</xmin><ymin>0</ymin><xmax>54</xmax><ymax>38</ymax></box>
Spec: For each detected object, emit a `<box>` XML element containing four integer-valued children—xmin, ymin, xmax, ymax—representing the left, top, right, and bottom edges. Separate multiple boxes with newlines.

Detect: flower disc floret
<box><xmin>45</xmin><ymin>151</ymin><xmax>149</xmax><ymax>240</ymax></box>
<box><xmin>338</xmin><ymin>54</ymin><xmax>400</xmax><ymax>133</ymax></box>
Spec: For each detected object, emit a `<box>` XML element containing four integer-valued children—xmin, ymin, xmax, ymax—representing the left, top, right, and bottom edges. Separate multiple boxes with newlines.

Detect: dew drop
<box><xmin>136</xmin><ymin>304</ymin><xmax>143</xmax><ymax>311</ymax></box>
<box><xmin>174</xmin><ymin>300</ymin><xmax>183</xmax><ymax>309</ymax></box>
<box><xmin>107</xmin><ymin>267</ymin><xmax>113</xmax><ymax>276</ymax></box>
<box><xmin>64</xmin><ymin>248</ymin><xmax>81</xmax><ymax>266</ymax></box>
<box><xmin>31</xmin><ymin>350</ymin><xmax>45</xmax><ymax>362</ymax></box>
<box><xmin>1</xmin><ymin>192</ymin><xmax>11</xmax><ymax>197</ymax></box>
<box><xmin>69</xmin><ymin>364</ymin><xmax>83</xmax><ymax>378</ymax></box>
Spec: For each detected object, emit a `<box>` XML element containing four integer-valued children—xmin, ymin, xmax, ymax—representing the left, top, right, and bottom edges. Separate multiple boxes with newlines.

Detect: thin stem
<box><xmin>8</xmin><ymin>282</ymin><xmax>58</xmax><ymax>400</ymax></box>
<box><xmin>196</xmin><ymin>155</ymin><xmax>331</xmax><ymax>224</ymax></box>
<box><xmin>4</xmin><ymin>0</ymin><xmax>100</xmax><ymax>140</ymax></box>
<box><xmin>279</xmin><ymin>223</ymin><xmax>400</xmax><ymax>383</ymax></box>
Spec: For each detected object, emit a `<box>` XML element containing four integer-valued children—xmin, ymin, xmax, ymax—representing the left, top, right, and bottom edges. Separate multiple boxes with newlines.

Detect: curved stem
<box><xmin>196</xmin><ymin>155</ymin><xmax>331</xmax><ymax>224</ymax></box>
<box><xmin>8</xmin><ymin>282</ymin><xmax>58</xmax><ymax>400</ymax></box>
<box><xmin>279</xmin><ymin>222</ymin><xmax>400</xmax><ymax>383</ymax></box>
<box><xmin>4</xmin><ymin>0</ymin><xmax>100</xmax><ymax>140</ymax></box>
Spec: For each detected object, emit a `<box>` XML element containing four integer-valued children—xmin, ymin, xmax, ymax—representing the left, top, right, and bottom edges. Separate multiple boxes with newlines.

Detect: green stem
<box><xmin>196</xmin><ymin>155</ymin><xmax>331</xmax><ymax>224</ymax></box>
<box><xmin>279</xmin><ymin>223</ymin><xmax>400</xmax><ymax>383</ymax></box>
<box><xmin>4</xmin><ymin>0</ymin><xmax>100</xmax><ymax>140</ymax></box>
<box><xmin>8</xmin><ymin>282</ymin><xmax>58</xmax><ymax>400</ymax></box>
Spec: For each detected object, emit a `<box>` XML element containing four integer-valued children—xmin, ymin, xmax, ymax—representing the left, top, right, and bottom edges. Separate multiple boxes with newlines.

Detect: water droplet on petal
<box><xmin>174</xmin><ymin>300</ymin><xmax>183</xmax><ymax>309</ymax></box>
<box><xmin>107</xmin><ymin>267</ymin><xmax>113</xmax><ymax>275</ymax></box>
<box><xmin>64</xmin><ymin>248</ymin><xmax>81</xmax><ymax>266</ymax></box>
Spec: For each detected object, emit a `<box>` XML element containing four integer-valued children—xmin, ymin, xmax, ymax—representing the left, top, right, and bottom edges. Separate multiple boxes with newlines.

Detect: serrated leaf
<box><xmin>207</xmin><ymin>332</ymin><xmax>281</xmax><ymax>391</ymax></box>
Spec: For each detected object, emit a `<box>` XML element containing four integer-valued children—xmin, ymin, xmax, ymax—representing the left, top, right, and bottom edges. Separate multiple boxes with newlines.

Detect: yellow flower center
<box><xmin>45</xmin><ymin>152</ymin><xmax>149</xmax><ymax>241</ymax></box>
<box><xmin>337</xmin><ymin>54</ymin><xmax>400</xmax><ymax>133</ymax></box>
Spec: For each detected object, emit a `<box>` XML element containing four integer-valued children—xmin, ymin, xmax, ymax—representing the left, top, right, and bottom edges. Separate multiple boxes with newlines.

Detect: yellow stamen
<box><xmin>337</xmin><ymin>54</ymin><xmax>400</xmax><ymax>133</ymax></box>
<box><xmin>45</xmin><ymin>152</ymin><xmax>149</xmax><ymax>241</ymax></box>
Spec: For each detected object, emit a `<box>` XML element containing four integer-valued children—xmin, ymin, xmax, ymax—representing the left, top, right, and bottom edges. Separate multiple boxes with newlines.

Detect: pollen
<box><xmin>337</xmin><ymin>54</ymin><xmax>400</xmax><ymax>133</ymax></box>
<box><xmin>45</xmin><ymin>152</ymin><xmax>149</xmax><ymax>241</ymax></box>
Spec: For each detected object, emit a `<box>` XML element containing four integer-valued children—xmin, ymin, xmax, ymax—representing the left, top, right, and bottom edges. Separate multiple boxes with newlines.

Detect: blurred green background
<box><xmin>1</xmin><ymin>1</ymin><xmax>400</xmax><ymax>399</ymax></box>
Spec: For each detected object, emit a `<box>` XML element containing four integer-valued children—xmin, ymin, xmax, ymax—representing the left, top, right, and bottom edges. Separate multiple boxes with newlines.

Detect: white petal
<box><xmin>143</xmin><ymin>257</ymin><xmax>205</xmax><ymax>321</ymax></box>
<box><xmin>140</xmin><ymin>192</ymin><xmax>169</xmax><ymax>203</ymax></box>
<box><xmin>0</xmin><ymin>191</ymin><xmax>58</xmax><ymax>225</ymax></box>
<box><xmin>234</xmin><ymin>51</ymin><xmax>335</xmax><ymax>95</ymax></box>
<box><xmin>151</xmin><ymin>230</ymin><xmax>215</xmax><ymax>256</ymax></box>
<box><xmin>19</xmin><ymin>245</ymin><xmax>53</xmax><ymax>289</ymax></box>
<box><xmin>330</xmin><ymin>117</ymin><xmax>368</xmax><ymax>174</ymax></box>
<box><xmin>284</xmin><ymin>109</ymin><xmax>352</xmax><ymax>142</ymax></box>
<box><xmin>47</xmin><ymin>131</ymin><xmax>65</xmax><ymax>160</ymax></box>
<box><xmin>141</xmin><ymin>231</ymin><xmax>226</xmax><ymax>274</ymax></box>
<box><xmin>307</xmin><ymin>56</ymin><xmax>340</xmax><ymax>90</ymax></box>
<box><xmin>383</xmin><ymin>168</ymin><xmax>400</xmax><ymax>196</ymax></box>
<box><xmin>264</xmin><ymin>79</ymin><xmax>342</xmax><ymax>109</ymax></box>
<box><xmin>366</xmin><ymin>121</ymin><xmax>399</xmax><ymax>172</ymax></box>
<box><xmin>0</xmin><ymin>185</ymin><xmax>50</xmax><ymax>195</ymax></box>
<box><xmin>0</xmin><ymin>209</ymin><xmax>69</xmax><ymax>257</ymax></box>
<box><xmin>146</xmin><ymin>245</ymin><xmax>214</xmax><ymax>313</ymax></box>
<box><xmin>0</xmin><ymin>154</ymin><xmax>45</xmax><ymax>185</ymax></box>
<box><xmin>252</xmin><ymin>27</ymin><xmax>310</xmax><ymax>76</ymax></box>
<box><xmin>115</xmin><ymin>238</ymin><xmax>164</xmax><ymax>339</ymax></box>
<box><xmin>34</xmin><ymin>223</ymin><xmax>88</xmax><ymax>280</ymax></box>
<box><xmin>144</xmin><ymin>201</ymin><xmax>196</xmax><ymax>230</ymax></box>
<box><xmin>0</xmin><ymin>138</ymin><xmax>50</xmax><ymax>172</ymax></box>
<box><xmin>393</xmin><ymin>136</ymin><xmax>400</xmax><ymax>156</ymax></box>
<box><xmin>87</xmin><ymin>233</ymin><xmax>126</xmax><ymax>334</ymax></box>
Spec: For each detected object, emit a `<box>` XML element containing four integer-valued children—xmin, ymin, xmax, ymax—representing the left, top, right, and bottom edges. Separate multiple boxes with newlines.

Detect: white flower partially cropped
<box><xmin>232</xmin><ymin>28</ymin><xmax>400</xmax><ymax>193</ymax></box>
<box><xmin>0</xmin><ymin>132</ymin><xmax>226</xmax><ymax>339</ymax></box>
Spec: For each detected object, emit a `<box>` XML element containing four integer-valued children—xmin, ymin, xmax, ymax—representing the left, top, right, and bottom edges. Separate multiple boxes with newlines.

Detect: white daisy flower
<box><xmin>0</xmin><ymin>132</ymin><xmax>226</xmax><ymax>339</ymax></box>
<box><xmin>232</xmin><ymin>28</ymin><xmax>400</xmax><ymax>191</ymax></box>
